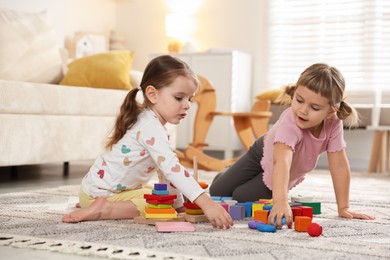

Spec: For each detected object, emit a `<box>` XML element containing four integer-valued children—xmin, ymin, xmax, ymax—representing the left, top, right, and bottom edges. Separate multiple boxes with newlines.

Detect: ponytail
<box><xmin>337</xmin><ymin>100</ymin><xmax>360</xmax><ymax>128</ymax></box>
<box><xmin>105</xmin><ymin>88</ymin><xmax>142</xmax><ymax>150</ymax></box>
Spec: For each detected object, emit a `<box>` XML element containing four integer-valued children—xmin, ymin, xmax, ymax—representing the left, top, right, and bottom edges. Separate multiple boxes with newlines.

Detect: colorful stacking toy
<box><xmin>144</xmin><ymin>183</ymin><xmax>178</xmax><ymax>219</ymax></box>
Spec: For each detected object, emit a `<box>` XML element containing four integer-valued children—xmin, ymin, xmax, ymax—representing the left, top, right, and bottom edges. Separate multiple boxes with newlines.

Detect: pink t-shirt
<box><xmin>261</xmin><ymin>107</ymin><xmax>346</xmax><ymax>190</ymax></box>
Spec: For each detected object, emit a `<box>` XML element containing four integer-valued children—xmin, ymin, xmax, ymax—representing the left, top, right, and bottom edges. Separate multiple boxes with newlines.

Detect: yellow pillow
<box><xmin>60</xmin><ymin>50</ymin><xmax>134</xmax><ymax>90</ymax></box>
<box><xmin>255</xmin><ymin>87</ymin><xmax>285</xmax><ymax>103</ymax></box>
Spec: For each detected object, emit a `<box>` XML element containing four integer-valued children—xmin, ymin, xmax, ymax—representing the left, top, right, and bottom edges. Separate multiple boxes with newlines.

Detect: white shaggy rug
<box><xmin>0</xmin><ymin>170</ymin><xmax>389</xmax><ymax>260</ymax></box>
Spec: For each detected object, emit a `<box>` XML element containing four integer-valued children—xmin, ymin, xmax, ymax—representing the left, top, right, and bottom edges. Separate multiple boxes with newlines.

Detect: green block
<box><xmin>147</xmin><ymin>203</ymin><xmax>173</xmax><ymax>209</ymax></box>
<box><xmin>300</xmin><ymin>202</ymin><xmax>321</xmax><ymax>214</ymax></box>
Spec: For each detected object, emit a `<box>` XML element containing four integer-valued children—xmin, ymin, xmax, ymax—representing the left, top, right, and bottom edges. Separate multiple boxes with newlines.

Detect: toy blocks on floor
<box><xmin>134</xmin><ymin>183</ymin><xmax>180</xmax><ymax>224</ymax></box>
<box><xmin>229</xmin><ymin>205</ymin><xmax>245</xmax><ymax>220</ymax></box>
<box><xmin>252</xmin><ymin>203</ymin><xmax>264</xmax><ymax>217</ymax></box>
<box><xmin>253</xmin><ymin>209</ymin><xmax>268</xmax><ymax>224</ymax></box>
<box><xmin>294</xmin><ymin>216</ymin><xmax>312</xmax><ymax>232</ymax></box>
<box><xmin>291</xmin><ymin>196</ymin><xmax>321</xmax><ymax>215</ymax></box>
<box><xmin>300</xmin><ymin>202</ymin><xmax>321</xmax><ymax>214</ymax></box>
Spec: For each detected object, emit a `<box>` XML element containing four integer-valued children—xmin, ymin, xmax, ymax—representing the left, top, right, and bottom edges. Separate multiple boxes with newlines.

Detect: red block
<box><xmin>300</xmin><ymin>206</ymin><xmax>313</xmax><ymax>219</ymax></box>
<box><xmin>183</xmin><ymin>201</ymin><xmax>201</xmax><ymax>209</ymax></box>
<box><xmin>291</xmin><ymin>206</ymin><xmax>302</xmax><ymax>221</ymax></box>
<box><xmin>144</xmin><ymin>194</ymin><xmax>177</xmax><ymax>200</ymax></box>
<box><xmin>146</xmin><ymin>199</ymin><xmax>174</xmax><ymax>205</ymax></box>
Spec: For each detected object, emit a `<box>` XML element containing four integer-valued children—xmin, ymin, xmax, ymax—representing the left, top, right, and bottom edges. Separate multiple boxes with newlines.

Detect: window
<box><xmin>267</xmin><ymin>0</ymin><xmax>390</xmax><ymax>93</ymax></box>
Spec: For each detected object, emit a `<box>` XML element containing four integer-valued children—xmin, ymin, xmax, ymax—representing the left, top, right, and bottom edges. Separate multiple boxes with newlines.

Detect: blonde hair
<box><xmin>105</xmin><ymin>55</ymin><xmax>198</xmax><ymax>150</ymax></box>
<box><xmin>276</xmin><ymin>63</ymin><xmax>359</xmax><ymax>128</ymax></box>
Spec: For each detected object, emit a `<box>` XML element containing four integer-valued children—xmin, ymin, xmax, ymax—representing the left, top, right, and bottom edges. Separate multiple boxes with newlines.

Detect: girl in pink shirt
<box><xmin>210</xmin><ymin>63</ymin><xmax>375</xmax><ymax>227</ymax></box>
<box><xmin>62</xmin><ymin>55</ymin><xmax>233</xmax><ymax>229</ymax></box>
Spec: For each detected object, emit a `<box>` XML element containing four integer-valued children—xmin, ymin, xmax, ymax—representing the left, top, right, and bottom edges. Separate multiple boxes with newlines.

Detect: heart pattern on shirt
<box><xmin>140</xmin><ymin>150</ymin><xmax>146</xmax><ymax>156</ymax></box>
<box><xmin>121</xmin><ymin>145</ymin><xmax>131</xmax><ymax>154</ymax></box>
<box><xmin>171</xmin><ymin>164</ymin><xmax>180</xmax><ymax>172</ymax></box>
<box><xmin>123</xmin><ymin>157</ymin><xmax>131</xmax><ymax>166</ymax></box>
<box><xmin>97</xmin><ymin>169</ymin><xmax>104</xmax><ymax>179</ymax></box>
<box><xmin>116</xmin><ymin>184</ymin><xmax>126</xmax><ymax>190</ymax></box>
<box><xmin>101</xmin><ymin>160</ymin><xmax>106</xmax><ymax>166</ymax></box>
<box><xmin>170</xmin><ymin>182</ymin><xmax>177</xmax><ymax>189</ymax></box>
<box><xmin>184</xmin><ymin>170</ymin><xmax>190</xmax><ymax>177</ymax></box>
<box><xmin>157</xmin><ymin>156</ymin><xmax>166</xmax><ymax>165</ymax></box>
<box><xmin>146</xmin><ymin>137</ymin><xmax>155</xmax><ymax>146</ymax></box>
<box><xmin>147</xmin><ymin>166</ymin><xmax>155</xmax><ymax>173</ymax></box>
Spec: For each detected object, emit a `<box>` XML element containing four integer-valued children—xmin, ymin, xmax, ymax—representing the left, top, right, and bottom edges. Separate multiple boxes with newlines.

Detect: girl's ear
<box><xmin>327</xmin><ymin>106</ymin><xmax>338</xmax><ymax>119</ymax></box>
<box><xmin>145</xmin><ymin>85</ymin><xmax>158</xmax><ymax>104</ymax></box>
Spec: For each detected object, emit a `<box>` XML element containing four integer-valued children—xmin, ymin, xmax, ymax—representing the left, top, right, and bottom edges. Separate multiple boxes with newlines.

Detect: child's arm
<box><xmin>268</xmin><ymin>142</ymin><xmax>294</xmax><ymax>228</ymax></box>
<box><xmin>327</xmin><ymin>150</ymin><xmax>375</xmax><ymax>220</ymax></box>
<box><xmin>194</xmin><ymin>193</ymin><xmax>234</xmax><ymax>229</ymax></box>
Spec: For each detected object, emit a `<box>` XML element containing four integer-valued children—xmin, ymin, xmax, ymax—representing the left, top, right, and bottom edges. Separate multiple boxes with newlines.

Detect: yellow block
<box><xmin>144</xmin><ymin>212</ymin><xmax>177</xmax><ymax>219</ymax></box>
<box><xmin>252</xmin><ymin>203</ymin><xmax>264</xmax><ymax>216</ymax></box>
<box><xmin>185</xmin><ymin>208</ymin><xmax>204</xmax><ymax>215</ymax></box>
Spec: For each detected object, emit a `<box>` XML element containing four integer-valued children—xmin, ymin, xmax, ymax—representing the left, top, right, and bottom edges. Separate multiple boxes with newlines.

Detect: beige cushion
<box><xmin>256</xmin><ymin>87</ymin><xmax>285</xmax><ymax>104</ymax></box>
<box><xmin>0</xmin><ymin>8</ymin><xmax>63</xmax><ymax>84</ymax></box>
<box><xmin>60</xmin><ymin>50</ymin><xmax>135</xmax><ymax>90</ymax></box>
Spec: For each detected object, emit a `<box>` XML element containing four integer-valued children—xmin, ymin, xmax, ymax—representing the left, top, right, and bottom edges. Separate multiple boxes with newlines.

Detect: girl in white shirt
<box><xmin>62</xmin><ymin>55</ymin><xmax>233</xmax><ymax>229</ymax></box>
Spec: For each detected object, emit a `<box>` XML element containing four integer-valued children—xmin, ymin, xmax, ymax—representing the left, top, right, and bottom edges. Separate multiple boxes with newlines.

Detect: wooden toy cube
<box><xmin>294</xmin><ymin>216</ymin><xmax>312</xmax><ymax>232</ymax></box>
<box><xmin>301</xmin><ymin>201</ymin><xmax>321</xmax><ymax>214</ymax></box>
<box><xmin>254</xmin><ymin>209</ymin><xmax>269</xmax><ymax>224</ymax></box>
<box><xmin>291</xmin><ymin>206</ymin><xmax>302</xmax><ymax>221</ymax></box>
<box><xmin>229</xmin><ymin>205</ymin><xmax>245</xmax><ymax>220</ymax></box>
<box><xmin>300</xmin><ymin>206</ymin><xmax>313</xmax><ymax>219</ymax></box>
<box><xmin>252</xmin><ymin>203</ymin><xmax>264</xmax><ymax>217</ymax></box>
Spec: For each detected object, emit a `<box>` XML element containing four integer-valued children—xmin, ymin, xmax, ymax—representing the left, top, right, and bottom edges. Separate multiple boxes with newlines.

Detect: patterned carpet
<box><xmin>0</xmin><ymin>170</ymin><xmax>389</xmax><ymax>260</ymax></box>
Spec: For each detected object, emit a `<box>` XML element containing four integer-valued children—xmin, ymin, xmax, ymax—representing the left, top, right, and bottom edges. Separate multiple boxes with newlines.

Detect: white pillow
<box><xmin>0</xmin><ymin>8</ymin><xmax>63</xmax><ymax>84</ymax></box>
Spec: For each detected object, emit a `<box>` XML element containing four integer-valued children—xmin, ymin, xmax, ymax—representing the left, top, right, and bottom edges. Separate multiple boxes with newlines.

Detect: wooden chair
<box><xmin>176</xmin><ymin>75</ymin><xmax>272</xmax><ymax>171</ymax></box>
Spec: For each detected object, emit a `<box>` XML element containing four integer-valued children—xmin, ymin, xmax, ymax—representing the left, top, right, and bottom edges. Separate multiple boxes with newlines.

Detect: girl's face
<box><xmin>148</xmin><ymin>76</ymin><xmax>197</xmax><ymax>125</ymax></box>
<box><xmin>291</xmin><ymin>85</ymin><xmax>335</xmax><ymax>135</ymax></box>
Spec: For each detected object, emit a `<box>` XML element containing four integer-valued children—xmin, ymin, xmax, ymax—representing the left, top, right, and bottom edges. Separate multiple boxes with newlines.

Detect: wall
<box><xmin>0</xmin><ymin>0</ymin><xmax>117</xmax><ymax>48</ymax></box>
<box><xmin>115</xmin><ymin>0</ymin><xmax>269</xmax><ymax>99</ymax></box>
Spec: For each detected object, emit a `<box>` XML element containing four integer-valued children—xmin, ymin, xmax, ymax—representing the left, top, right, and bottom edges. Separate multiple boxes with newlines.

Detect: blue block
<box><xmin>263</xmin><ymin>205</ymin><xmax>273</xmax><ymax>210</ymax></box>
<box><xmin>152</xmin><ymin>189</ymin><xmax>169</xmax><ymax>195</ymax></box>
<box><xmin>237</xmin><ymin>202</ymin><xmax>253</xmax><ymax>217</ymax></box>
<box><xmin>273</xmin><ymin>217</ymin><xmax>286</xmax><ymax>227</ymax></box>
<box><xmin>257</xmin><ymin>224</ymin><xmax>276</xmax><ymax>233</ymax></box>
<box><xmin>221</xmin><ymin>196</ymin><xmax>233</xmax><ymax>202</ymax></box>
<box><xmin>245</xmin><ymin>202</ymin><xmax>254</xmax><ymax>217</ymax></box>
<box><xmin>211</xmin><ymin>196</ymin><xmax>222</xmax><ymax>201</ymax></box>
<box><xmin>154</xmin><ymin>183</ymin><xmax>167</xmax><ymax>190</ymax></box>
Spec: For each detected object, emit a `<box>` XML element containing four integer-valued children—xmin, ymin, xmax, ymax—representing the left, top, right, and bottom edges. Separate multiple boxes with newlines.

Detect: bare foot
<box><xmin>62</xmin><ymin>197</ymin><xmax>110</xmax><ymax>223</ymax></box>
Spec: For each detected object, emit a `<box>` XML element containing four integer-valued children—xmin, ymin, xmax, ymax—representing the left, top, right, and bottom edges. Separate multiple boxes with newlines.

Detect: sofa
<box><xmin>0</xmin><ymin>8</ymin><xmax>175</xmax><ymax>176</ymax></box>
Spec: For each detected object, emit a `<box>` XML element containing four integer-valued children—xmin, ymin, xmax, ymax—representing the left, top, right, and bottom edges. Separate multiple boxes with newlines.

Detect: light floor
<box><xmin>0</xmin><ymin>160</ymin><xmax>105</xmax><ymax>260</ymax></box>
<box><xmin>0</xmin><ymin>161</ymin><xmax>389</xmax><ymax>259</ymax></box>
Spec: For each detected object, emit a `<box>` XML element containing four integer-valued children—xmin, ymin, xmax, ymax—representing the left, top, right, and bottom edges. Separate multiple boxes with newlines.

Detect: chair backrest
<box><xmin>191</xmin><ymin>75</ymin><xmax>217</xmax><ymax>150</ymax></box>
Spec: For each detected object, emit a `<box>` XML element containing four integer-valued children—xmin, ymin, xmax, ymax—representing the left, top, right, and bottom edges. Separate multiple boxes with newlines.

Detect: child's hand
<box><xmin>268</xmin><ymin>202</ymin><xmax>293</xmax><ymax>228</ymax></box>
<box><xmin>202</xmin><ymin>202</ymin><xmax>234</xmax><ymax>229</ymax></box>
<box><xmin>338</xmin><ymin>207</ymin><xmax>375</xmax><ymax>220</ymax></box>
<box><xmin>194</xmin><ymin>193</ymin><xmax>234</xmax><ymax>229</ymax></box>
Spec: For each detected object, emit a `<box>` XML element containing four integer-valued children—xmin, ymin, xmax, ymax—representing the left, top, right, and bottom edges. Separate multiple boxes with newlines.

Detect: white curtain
<box><xmin>267</xmin><ymin>0</ymin><xmax>390</xmax><ymax>94</ymax></box>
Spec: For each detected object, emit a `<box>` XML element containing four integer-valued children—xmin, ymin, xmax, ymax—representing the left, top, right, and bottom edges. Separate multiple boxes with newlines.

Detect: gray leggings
<box><xmin>209</xmin><ymin>136</ymin><xmax>272</xmax><ymax>202</ymax></box>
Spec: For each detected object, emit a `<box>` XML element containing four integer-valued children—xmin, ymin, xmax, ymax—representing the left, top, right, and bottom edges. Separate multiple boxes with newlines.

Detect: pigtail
<box><xmin>105</xmin><ymin>88</ymin><xmax>142</xmax><ymax>150</ymax></box>
<box><xmin>337</xmin><ymin>100</ymin><xmax>360</xmax><ymax>128</ymax></box>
